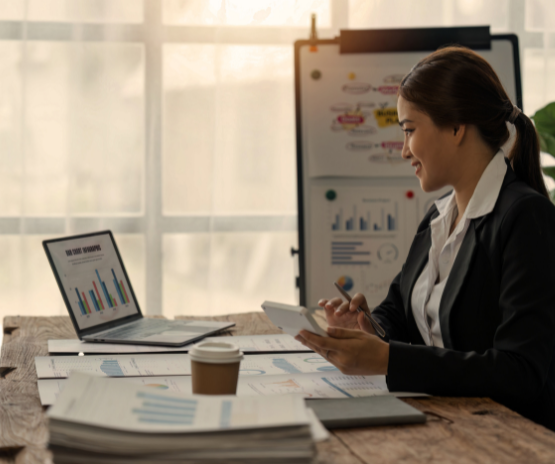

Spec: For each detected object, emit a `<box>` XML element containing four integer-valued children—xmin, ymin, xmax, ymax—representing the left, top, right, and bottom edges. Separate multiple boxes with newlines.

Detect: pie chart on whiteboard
<box><xmin>337</xmin><ymin>275</ymin><xmax>354</xmax><ymax>292</ymax></box>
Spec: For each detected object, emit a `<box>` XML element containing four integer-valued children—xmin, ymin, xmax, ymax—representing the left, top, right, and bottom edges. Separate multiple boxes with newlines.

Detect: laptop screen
<box><xmin>44</xmin><ymin>232</ymin><xmax>140</xmax><ymax>331</ymax></box>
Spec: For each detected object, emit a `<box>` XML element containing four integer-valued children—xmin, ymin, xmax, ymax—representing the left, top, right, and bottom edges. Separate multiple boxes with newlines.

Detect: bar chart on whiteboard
<box><xmin>308</xmin><ymin>184</ymin><xmax>444</xmax><ymax>308</ymax></box>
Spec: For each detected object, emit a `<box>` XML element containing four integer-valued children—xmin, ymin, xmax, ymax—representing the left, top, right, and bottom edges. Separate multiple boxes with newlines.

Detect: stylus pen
<box><xmin>333</xmin><ymin>282</ymin><xmax>386</xmax><ymax>338</ymax></box>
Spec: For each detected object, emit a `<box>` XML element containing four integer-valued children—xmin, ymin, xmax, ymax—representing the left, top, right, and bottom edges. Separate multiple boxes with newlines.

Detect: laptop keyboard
<box><xmin>96</xmin><ymin>319</ymin><xmax>173</xmax><ymax>339</ymax></box>
<box><xmin>95</xmin><ymin>318</ymin><xmax>210</xmax><ymax>340</ymax></box>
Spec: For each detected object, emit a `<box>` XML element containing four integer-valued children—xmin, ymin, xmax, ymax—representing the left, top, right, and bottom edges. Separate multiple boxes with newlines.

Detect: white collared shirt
<box><xmin>410</xmin><ymin>151</ymin><xmax>507</xmax><ymax>347</ymax></box>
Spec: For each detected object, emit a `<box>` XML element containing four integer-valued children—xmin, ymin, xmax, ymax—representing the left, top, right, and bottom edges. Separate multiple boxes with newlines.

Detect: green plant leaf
<box><xmin>539</xmin><ymin>132</ymin><xmax>555</xmax><ymax>157</ymax></box>
<box><xmin>542</xmin><ymin>166</ymin><xmax>555</xmax><ymax>180</ymax></box>
<box><xmin>532</xmin><ymin>102</ymin><xmax>555</xmax><ymax>138</ymax></box>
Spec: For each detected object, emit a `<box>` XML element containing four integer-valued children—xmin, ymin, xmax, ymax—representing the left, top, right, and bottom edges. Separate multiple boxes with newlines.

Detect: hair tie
<box><xmin>508</xmin><ymin>105</ymin><xmax>522</xmax><ymax>124</ymax></box>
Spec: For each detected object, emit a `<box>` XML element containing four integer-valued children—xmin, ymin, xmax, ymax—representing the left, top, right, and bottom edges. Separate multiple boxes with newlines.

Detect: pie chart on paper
<box><xmin>337</xmin><ymin>276</ymin><xmax>354</xmax><ymax>292</ymax></box>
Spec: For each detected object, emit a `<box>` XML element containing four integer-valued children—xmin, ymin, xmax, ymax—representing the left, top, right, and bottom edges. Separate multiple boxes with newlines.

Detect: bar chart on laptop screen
<box><xmin>46</xmin><ymin>233</ymin><xmax>139</xmax><ymax>330</ymax></box>
<box><xmin>73</xmin><ymin>268</ymin><xmax>131</xmax><ymax>315</ymax></box>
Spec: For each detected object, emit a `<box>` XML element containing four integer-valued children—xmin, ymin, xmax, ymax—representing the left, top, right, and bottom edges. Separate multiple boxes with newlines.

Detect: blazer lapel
<box><xmin>439</xmin><ymin>221</ymin><xmax>479</xmax><ymax>349</ymax></box>
<box><xmin>400</xmin><ymin>227</ymin><xmax>431</xmax><ymax>345</ymax></box>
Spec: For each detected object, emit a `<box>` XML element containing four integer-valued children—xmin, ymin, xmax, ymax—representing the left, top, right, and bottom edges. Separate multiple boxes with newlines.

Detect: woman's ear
<box><xmin>453</xmin><ymin>124</ymin><xmax>466</xmax><ymax>145</ymax></box>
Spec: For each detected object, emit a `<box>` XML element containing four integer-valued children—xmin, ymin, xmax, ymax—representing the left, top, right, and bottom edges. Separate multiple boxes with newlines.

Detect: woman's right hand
<box><xmin>318</xmin><ymin>293</ymin><xmax>375</xmax><ymax>335</ymax></box>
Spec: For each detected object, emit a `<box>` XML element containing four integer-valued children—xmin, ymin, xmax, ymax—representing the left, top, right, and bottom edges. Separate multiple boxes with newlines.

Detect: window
<box><xmin>0</xmin><ymin>0</ymin><xmax>552</xmax><ymax>320</ymax></box>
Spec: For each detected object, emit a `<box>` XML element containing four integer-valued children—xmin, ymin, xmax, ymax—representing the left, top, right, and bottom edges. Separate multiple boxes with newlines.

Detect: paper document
<box><xmin>302</xmin><ymin>60</ymin><xmax>411</xmax><ymax>178</ymax></box>
<box><xmin>238</xmin><ymin>372</ymin><xmax>390</xmax><ymax>398</ymax></box>
<box><xmin>38</xmin><ymin>376</ymin><xmax>193</xmax><ymax>406</ymax></box>
<box><xmin>40</xmin><ymin>376</ymin><xmax>333</xmax><ymax>443</ymax></box>
<box><xmin>217</xmin><ymin>334</ymin><xmax>311</xmax><ymax>353</ymax></box>
<box><xmin>48</xmin><ymin>334</ymin><xmax>310</xmax><ymax>354</ymax></box>
<box><xmin>35</xmin><ymin>353</ymin><xmax>190</xmax><ymax>379</ymax></box>
<box><xmin>39</xmin><ymin>371</ymin><xmax>423</xmax><ymax>406</ymax></box>
<box><xmin>36</xmin><ymin>351</ymin><xmax>329</xmax><ymax>381</ymax></box>
<box><xmin>306</xmin><ymin>408</ymin><xmax>330</xmax><ymax>442</ymax></box>
<box><xmin>239</xmin><ymin>353</ymin><xmax>338</xmax><ymax>376</ymax></box>
<box><xmin>38</xmin><ymin>353</ymin><xmax>337</xmax><ymax>404</ymax></box>
<box><xmin>48</xmin><ymin>373</ymin><xmax>310</xmax><ymax>434</ymax></box>
<box><xmin>307</xmin><ymin>183</ymin><xmax>449</xmax><ymax>308</ymax></box>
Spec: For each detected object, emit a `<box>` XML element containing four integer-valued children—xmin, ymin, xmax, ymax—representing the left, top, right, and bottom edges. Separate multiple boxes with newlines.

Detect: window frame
<box><xmin>0</xmin><ymin>0</ymin><xmax>544</xmax><ymax>315</ymax></box>
<box><xmin>0</xmin><ymin>0</ymin><xmax>347</xmax><ymax>314</ymax></box>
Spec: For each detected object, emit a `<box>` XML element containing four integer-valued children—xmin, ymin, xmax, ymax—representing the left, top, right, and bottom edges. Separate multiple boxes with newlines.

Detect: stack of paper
<box><xmin>47</xmin><ymin>373</ymin><xmax>318</xmax><ymax>463</ymax></box>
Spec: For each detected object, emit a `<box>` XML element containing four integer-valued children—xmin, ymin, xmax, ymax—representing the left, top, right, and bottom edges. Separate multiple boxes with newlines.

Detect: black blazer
<box><xmin>373</xmin><ymin>160</ymin><xmax>555</xmax><ymax>430</ymax></box>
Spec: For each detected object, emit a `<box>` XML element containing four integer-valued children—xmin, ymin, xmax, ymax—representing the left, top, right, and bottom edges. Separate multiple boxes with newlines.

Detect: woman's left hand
<box><xmin>295</xmin><ymin>327</ymin><xmax>389</xmax><ymax>376</ymax></box>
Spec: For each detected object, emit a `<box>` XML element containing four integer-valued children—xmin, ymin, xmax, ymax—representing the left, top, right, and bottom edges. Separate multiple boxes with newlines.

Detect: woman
<box><xmin>295</xmin><ymin>46</ymin><xmax>555</xmax><ymax>430</ymax></box>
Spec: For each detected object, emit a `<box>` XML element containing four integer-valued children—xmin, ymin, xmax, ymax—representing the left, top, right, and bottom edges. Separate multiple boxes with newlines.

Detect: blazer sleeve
<box><xmin>386</xmin><ymin>195</ymin><xmax>555</xmax><ymax>408</ymax></box>
<box><xmin>371</xmin><ymin>269</ymin><xmax>411</xmax><ymax>343</ymax></box>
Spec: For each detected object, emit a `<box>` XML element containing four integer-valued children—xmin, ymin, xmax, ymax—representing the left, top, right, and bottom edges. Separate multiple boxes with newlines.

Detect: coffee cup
<box><xmin>189</xmin><ymin>341</ymin><xmax>243</xmax><ymax>395</ymax></box>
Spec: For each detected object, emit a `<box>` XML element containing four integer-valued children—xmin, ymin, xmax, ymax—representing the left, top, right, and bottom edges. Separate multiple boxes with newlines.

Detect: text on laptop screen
<box><xmin>46</xmin><ymin>233</ymin><xmax>139</xmax><ymax>330</ymax></box>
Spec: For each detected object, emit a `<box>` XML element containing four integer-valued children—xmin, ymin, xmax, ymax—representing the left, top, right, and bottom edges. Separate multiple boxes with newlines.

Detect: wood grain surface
<box><xmin>2</xmin><ymin>314</ymin><xmax>555</xmax><ymax>464</ymax></box>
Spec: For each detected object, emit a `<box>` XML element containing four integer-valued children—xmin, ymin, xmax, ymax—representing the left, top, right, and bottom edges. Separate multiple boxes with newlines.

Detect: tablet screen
<box><xmin>45</xmin><ymin>232</ymin><xmax>139</xmax><ymax>331</ymax></box>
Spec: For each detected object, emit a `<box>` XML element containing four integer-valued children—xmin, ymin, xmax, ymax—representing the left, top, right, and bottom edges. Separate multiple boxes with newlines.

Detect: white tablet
<box><xmin>261</xmin><ymin>301</ymin><xmax>328</xmax><ymax>337</ymax></box>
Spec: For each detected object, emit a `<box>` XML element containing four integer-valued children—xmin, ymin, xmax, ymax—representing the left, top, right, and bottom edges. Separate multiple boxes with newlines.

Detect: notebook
<box><xmin>308</xmin><ymin>396</ymin><xmax>426</xmax><ymax>428</ymax></box>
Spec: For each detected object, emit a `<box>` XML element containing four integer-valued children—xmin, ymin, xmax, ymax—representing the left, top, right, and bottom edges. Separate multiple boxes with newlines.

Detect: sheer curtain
<box><xmin>0</xmin><ymin>0</ymin><xmax>553</xmax><ymax>327</ymax></box>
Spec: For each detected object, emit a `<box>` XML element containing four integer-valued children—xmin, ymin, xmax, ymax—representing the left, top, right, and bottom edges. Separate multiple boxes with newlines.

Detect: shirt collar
<box><xmin>434</xmin><ymin>191</ymin><xmax>454</xmax><ymax>217</ymax></box>
<box><xmin>433</xmin><ymin>150</ymin><xmax>507</xmax><ymax>221</ymax></box>
<box><xmin>465</xmin><ymin>150</ymin><xmax>507</xmax><ymax>219</ymax></box>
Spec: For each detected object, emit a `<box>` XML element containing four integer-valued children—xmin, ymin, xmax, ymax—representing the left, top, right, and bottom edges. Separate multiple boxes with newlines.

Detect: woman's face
<box><xmin>397</xmin><ymin>96</ymin><xmax>458</xmax><ymax>192</ymax></box>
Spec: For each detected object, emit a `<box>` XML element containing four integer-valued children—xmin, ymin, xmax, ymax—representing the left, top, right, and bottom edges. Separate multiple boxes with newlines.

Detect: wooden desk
<box><xmin>2</xmin><ymin>313</ymin><xmax>555</xmax><ymax>464</ymax></box>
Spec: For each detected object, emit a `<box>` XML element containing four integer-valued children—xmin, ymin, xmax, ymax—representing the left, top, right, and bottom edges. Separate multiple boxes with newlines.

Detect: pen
<box><xmin>333</xmin><ymin>282</ymin><xmax>386</xmax><ymax>338</ymax></box>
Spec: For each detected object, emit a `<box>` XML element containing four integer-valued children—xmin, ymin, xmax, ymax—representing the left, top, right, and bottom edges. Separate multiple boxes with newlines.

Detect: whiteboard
<box><xmin>295</xmin><ymin>28</ymin><xmax>521</xmax><ymax>308</ymax></box>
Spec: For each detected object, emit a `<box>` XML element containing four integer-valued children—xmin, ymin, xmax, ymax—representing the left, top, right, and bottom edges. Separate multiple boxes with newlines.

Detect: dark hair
<box><xmin>399</xmin><ymin>46</ymin><xmax>548</xmax><ymax>198</ymax></box>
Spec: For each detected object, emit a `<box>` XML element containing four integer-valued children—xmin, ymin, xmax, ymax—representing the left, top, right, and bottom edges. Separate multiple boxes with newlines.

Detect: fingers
<box><xmin>296</xmin><ymin>330</ymin><xmax>341</xmax><ymax>352</ymax></box>
<box><xmin>323</xmin><ymin>297</ymin><xmax>344</xmax><ymax>319</ymax></box>
<box><xmin>350</xmin><ymin>293</ymin><xmax>370</xmax><ymax>313</ymax></box>
<box><xmin>318</xmin><ymin>299</ymin><xmax>328</xmax><ymax>308</ymax></box>
<box><xmin>295</xmin><ymin>336</ymin><xmax>328</xmax><ymax>359</ymax></box>
<box><xmin>324</xmin><ymin>298</ymin><xmax>349</xmax><ymax>316</ymax></box>
<box><xmin>327</xmin><ymin>326</ymin><xmax>366</xmax><ymax>339</ymax></box>
<box><xmin>295</xmin><ymin>329</ymin><xmax>389</xmax><ymax>376</ymax></box>
<box><xmin>324</xmin><ymin>298</ymin><xmax>343</xmax><ymax>310</ymax></box>
<box><xmin>334</xmin><ymin>300</ymin><xmax>350</xmax><ymax>316</ymax></box>
<box><xmin>358</xmin><ymin>311</ymin><xmax>375</xmax><ymax>335</ymax></box>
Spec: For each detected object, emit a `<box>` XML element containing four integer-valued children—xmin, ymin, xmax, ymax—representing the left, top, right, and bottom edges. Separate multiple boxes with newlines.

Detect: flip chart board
<box><xmin>295</xmin><ymin>26</ymin><xmax>521</xmax><ymax>308</ymax></box>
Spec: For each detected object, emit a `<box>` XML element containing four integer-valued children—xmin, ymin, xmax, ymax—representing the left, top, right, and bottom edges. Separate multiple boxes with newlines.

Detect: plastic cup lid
<box><xmin>189</xmin><ymin>341</ymin><xmax>243</xmax><ymax>364</ymax></box>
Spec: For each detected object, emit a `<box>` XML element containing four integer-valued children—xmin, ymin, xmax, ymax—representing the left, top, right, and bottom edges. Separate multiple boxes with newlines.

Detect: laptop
<box><xmin>43</xmin><ymin>231</ymin><xmax>234</xmax><ymax>346</ymax></box>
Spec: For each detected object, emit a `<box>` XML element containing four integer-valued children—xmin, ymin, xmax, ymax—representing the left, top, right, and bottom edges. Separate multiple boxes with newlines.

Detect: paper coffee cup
<box><xmin>189</xmin><ymin>341</ymin><xmax>243</xmax><ymax>395</ymax></box>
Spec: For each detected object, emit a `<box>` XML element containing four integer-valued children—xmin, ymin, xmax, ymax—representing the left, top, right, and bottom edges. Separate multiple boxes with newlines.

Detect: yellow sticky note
<box><xmin>373</xmin><ymin>108</ymin><xmax>399</xmax><ymax>128</ymax></box>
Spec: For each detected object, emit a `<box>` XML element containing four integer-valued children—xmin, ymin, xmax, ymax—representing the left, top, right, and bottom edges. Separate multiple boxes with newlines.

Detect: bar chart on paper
<box><xmin>133</xmin><ymin>391</ymin><xmax>198</xmax><ymax>425</ymax></box>
<box><xmin>310</xmin><ymin>185</ymin><xmax>416</xmax><ymax>308</ymax></box>
<box><xmin>34</xmin><ymin>354</ymin><xmax>192</xmax><ymax>379</ymax></box>
<box><xmin>309</xmin><ymin>184</ymin><xmax>450</xmax><ymax>308</ymax></box>
<box><xmin>330</xmin><ymin>199</ymin><xmax>398</xmax><ymax>232</ymax></box>
<box><xmin>325</xmin><ymin>191</ymin><xmax>403</xmax><ymax>268</ymax></box>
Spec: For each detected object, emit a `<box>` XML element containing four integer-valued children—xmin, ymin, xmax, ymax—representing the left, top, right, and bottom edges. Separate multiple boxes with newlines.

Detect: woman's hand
<box><xmin>295</xmin><ymin>326</ymin><xmax>389</xmax><ymax>376</ymax></box>
<box><xmin>318</xmin><ymin>293</ymin><xmax>375</xmax><ymax>335</ymax></box>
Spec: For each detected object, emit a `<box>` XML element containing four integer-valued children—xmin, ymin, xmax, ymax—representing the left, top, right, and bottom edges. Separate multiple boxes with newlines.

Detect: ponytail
<box><xmin>509</xmin><ymin>113</ymin><xmax>549</xmax><ymax>199</ymax></box>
